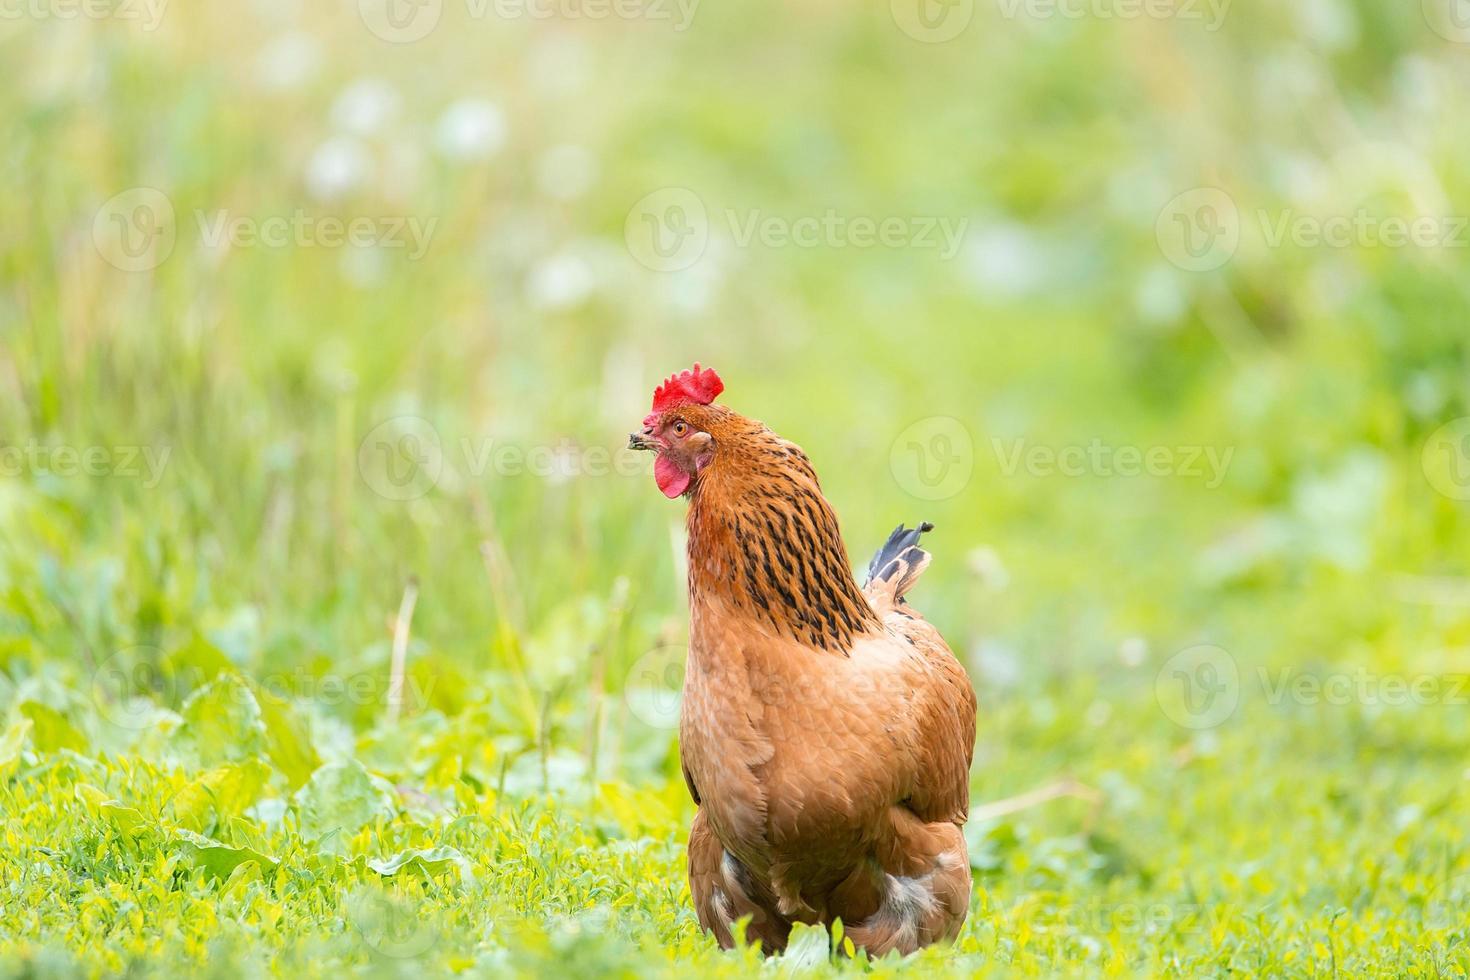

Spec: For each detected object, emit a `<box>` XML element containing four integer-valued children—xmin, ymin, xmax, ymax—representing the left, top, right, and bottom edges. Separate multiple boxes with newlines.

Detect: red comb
<box><xmin>650</xmin><ymin>363</ymin><xmax>724</xmax><ymax>413</ymax></box>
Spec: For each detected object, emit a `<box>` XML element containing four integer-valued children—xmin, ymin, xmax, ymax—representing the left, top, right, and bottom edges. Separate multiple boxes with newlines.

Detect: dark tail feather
<box><xmin>862</xmin><ymin>522</ymin><xmax>934</xmax><ymax>606</ymax></box>
<box><xmin>864</xmin><ymin>522</ymin><xmax>934</xmax><ymax>586</ymax></box>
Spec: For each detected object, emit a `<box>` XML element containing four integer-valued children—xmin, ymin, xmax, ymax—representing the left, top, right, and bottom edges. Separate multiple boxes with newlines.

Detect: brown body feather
<box><xmin>669</xmin><ymin>404</ymin><xmax>977</xmax><ymax>957</ymax></box>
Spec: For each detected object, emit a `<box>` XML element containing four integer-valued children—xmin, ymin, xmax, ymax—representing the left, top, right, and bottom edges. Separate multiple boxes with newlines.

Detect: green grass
<box><xmin>4</xmin><ymin>0</ymin><xmax>1470</xmax><ymax>975</ymax></box>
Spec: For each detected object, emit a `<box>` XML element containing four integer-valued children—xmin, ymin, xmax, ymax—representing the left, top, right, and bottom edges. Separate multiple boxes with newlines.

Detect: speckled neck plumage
<box><xmin>684</xmin><ymin>413</ymin><xmax>880</xmax><ymax>654</ymax></box>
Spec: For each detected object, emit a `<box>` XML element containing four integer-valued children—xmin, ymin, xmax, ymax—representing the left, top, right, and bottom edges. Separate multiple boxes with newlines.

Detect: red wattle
<box><xmin>654</xmin><ymin>455</ymin><xmax>691</xmax><ymax>498</ymax></box>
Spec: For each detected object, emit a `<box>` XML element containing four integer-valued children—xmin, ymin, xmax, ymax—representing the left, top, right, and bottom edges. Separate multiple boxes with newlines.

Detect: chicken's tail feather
<box><xmin>862</xmin><ymin>522</ymin><xmax>934</xmax><ymax>610</ymax></box>
<box><xmin>689</xmin><ymin>809</ymin><xmax>793</xmax><ymax>953</ymax></box>
<box><xmin>840</xmin><ymin>817</ymin><xmax>971</xmax><ymax>957</ymax></box>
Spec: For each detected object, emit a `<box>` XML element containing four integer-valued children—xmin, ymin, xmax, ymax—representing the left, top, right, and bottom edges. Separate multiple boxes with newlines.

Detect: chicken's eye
<box><xmin>672</xmin><ymin>421</ymin><xmax>689</xmax><ymax>438</ymax></box>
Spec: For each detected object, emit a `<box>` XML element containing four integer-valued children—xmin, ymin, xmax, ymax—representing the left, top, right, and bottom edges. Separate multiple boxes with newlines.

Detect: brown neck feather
<box><xmin>685</xmin><ymin>414</ymin><xmax>879</xmax><ymax>654</ymax></box>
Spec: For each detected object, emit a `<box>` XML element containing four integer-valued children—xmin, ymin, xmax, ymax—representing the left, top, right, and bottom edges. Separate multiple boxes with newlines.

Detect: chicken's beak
<box><xmin>628</xmin><ymin>432</ymin><xmax>660</xmax><ymax>452</ymax></box>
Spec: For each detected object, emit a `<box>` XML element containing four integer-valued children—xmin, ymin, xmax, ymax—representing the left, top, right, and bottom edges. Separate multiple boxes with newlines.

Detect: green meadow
<box><xmin>3</xmin><ymin>0</ymin><xmax>1470</xmax><ymax>975</ymax></box>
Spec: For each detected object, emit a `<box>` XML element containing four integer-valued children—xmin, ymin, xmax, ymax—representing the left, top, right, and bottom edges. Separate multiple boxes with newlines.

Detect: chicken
<box><xmin>629</xmin><ymin>364</ymin><xmax>977</xmax><ymax>957</ymax></box>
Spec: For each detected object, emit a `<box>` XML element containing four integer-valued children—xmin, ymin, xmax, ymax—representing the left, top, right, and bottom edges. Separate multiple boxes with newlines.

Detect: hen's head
<box><xmin>629</xmin><ymin>363</ymin><xmax>729</xmax><ymax>498</ymax></box>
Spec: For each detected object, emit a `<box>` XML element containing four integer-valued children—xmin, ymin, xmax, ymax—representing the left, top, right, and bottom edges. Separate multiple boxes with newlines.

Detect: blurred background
<box><xmin>3</xmin><ymin>0</ymin><xmax>1470</xmax><ymax>974</ymax></box>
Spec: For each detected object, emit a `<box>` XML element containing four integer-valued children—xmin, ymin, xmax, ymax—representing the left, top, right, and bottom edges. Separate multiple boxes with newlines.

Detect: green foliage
<box><xmin>293</xmin><ymin>760</ymin><xmax>396</xmax><ymax>852</ymax></box>
<box><xmin>170</xmin><ymin>676</ymin><xmax>269</xmax><ymax>769</ymax></box>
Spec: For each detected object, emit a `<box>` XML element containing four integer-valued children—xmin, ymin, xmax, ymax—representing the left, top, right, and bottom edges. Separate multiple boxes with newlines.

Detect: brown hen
<box><xmin>630</xmin><ymin>364</ymin><xmax>977</xmax><ymax>957</ymax></box>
